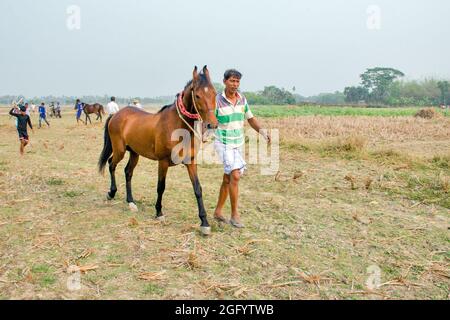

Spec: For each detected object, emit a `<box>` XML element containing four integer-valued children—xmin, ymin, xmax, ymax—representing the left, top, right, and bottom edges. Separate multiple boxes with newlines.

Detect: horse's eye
<box><xmin>196</xmin><ymin>95</ymin><xmax>201</xmax><ymax>100</ymax></box>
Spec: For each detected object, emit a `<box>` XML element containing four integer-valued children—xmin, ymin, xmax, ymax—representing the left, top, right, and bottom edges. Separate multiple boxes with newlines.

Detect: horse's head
<box><xmin>189</xmin><ymin>65</ymin><xmax>218</xmax><ymax>129</ymax></box>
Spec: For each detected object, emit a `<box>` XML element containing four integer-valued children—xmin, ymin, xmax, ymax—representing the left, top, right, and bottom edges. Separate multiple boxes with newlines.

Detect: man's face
<box><xmin>223</xmin><ymin>76</ymin><xmax>241</xmax><ymax>94</ymax></box>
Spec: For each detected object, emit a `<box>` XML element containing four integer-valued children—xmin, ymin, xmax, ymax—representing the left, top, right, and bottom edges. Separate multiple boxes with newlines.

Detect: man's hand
<box><xmin>248</xmin><ymin>118</ymin><xmax>271</xmax><ymax>144</ymax></box>
<box><xmin>262</xmin><ymin>131</ymin><xmax>271</xmax><ymax>144</ymax></box>
<box><xmin>265</xmin><ymin>131</ymin><xmax>271</xmax><ymax>144</ymax></box>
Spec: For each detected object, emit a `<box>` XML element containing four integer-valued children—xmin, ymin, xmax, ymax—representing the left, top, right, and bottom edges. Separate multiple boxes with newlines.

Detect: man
<box><xmin>132</xmin><ymin>99</ymin><xmax>143</xmax><ymax>109</ymax></box>
<box><xmin>106</xmin><ymin>96</ymin><xmax>120</xmax><ymax>115</ymax></box>
<box><xmin>75</xmin><ymin>99</ymin><xmax>84</xmax><ymax>124</ymax></box>
<box><xmin>49</xmin><ymin>102</ymin><xmax>56</xmax><ymax>117</ymax></box>
<box><xmin>213</xmin><ymin>69</ymin><xmax>271</xmax><ymax>228</ymax></box>
<box><xmin>56</xmin><ymin>102</ymin><xmax>62</xmax><ymax>118</ymax></box>
<box><xmin>38</xmin><ymin>102</ymin><xmax>50</xmax><ymax>128</ymax></box>
<box><xmin>24</xmin><ymin>103</ymin><xmax>31</xmax><ymax>116</ymax></box>
<box><xmin>9</xmin><ymin>105</ymin><xmax>34</xmax><ymax>155</ymax></box>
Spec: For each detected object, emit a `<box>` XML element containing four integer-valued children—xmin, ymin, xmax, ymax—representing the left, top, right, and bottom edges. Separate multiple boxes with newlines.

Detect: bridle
<box><xmin>175</xmin><ymin>87</ymin><xmax>214</xmax><ymax>141</ymax></box>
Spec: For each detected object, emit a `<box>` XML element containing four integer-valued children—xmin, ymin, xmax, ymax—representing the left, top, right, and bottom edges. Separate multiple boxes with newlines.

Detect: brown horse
<box><xmin>98</xmin><ymin>66</ymin><xmax>218</xmax><ymax>235</ymax></box>
<box><xmin>83</xmin><ymin>103</ymin><xmax>105</xmax><ymax>124</ymax></box>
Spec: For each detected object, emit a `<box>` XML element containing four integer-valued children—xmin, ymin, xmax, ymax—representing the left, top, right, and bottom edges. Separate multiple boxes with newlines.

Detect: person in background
<box><xmin>49</xmin><ymin>102</ymin><xmax>56</xmax><ymax>117</ymax></box>
<box><xmin>24</xmin><ymin>103</ymin><xmax>31</xmax><ymax>116</ymax></box>
<box><xmin>106</xmin><ymin>96</ymin><xmax>120</xmax><ymax>116</ymax></box>
<box><xmin>9</xmin><ymin>105</ymin><xmax>34</xmax><ymax>155</ymax></box>
<box><xmin>56</xmin><ymin>102</ymin><xmax>62</xmax><ymax>118</ymax></box>
<box><xmin>38</xmin><ymin>102</ymin><xmax>50</xmax><ymax>128</ymax></box>
<box><xmin>74</xmin><ymin>99</ymin><xmax>84</xmax><ymax>124</ymax></box>
<box><xmin>132</xmin><ymin>99</ymin><xmax>143</xmax><ymax>109</ymax></box>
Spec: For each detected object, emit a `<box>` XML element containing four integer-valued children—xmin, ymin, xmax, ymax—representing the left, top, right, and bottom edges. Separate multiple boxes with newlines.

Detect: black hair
<box><xmin>224</xmin><ymin>69</ymin><xmax>242</xmax><ymax>80</ymax></box>
<box><xmin>111</xmin><ymin>96</ymin><xmax>115</xmax><ymax>102</ymax></box>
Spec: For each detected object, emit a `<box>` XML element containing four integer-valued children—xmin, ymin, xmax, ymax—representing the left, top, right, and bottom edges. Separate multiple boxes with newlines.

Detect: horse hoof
<box><xmin>106</xmin><ymin>193</ymin><xmax>113</xmax><ymax>200</ymax></box>
<box><xmin>156</xmin><ymin>215</ymin><xmax>166</xmax><ymax>222</ymax></box>
<box><xmin>128</xmin><ymin>202</ymin><xmax>138</xmax><ymax>212</ymax></box>
<box><xmin>200</xmin><ymin>226</ymin><xmax>211</xmax><ymax>236</ymax></box>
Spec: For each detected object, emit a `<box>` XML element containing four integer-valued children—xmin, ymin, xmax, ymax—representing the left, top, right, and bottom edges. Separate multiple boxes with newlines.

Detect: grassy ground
<box><xmin>252</xmin><ymin>105</ymin><xmax>450</xmax><ymax>118</ymax></box>
<box><xmin>0</xmin><ymin>108</ymin><xmax>448</xmax><ymax>300</ymax></box>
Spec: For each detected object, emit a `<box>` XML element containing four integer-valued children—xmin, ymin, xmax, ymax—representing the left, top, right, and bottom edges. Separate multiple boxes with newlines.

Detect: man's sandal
<box><xmin>214</xmin><ymin>216</ymin><xmax>230</xmax><ymax>224</ymax></box>
<box><xmin>230</xmin><ymin>218</ymin><xmax>245</xmax><ymax>228</ymax></box>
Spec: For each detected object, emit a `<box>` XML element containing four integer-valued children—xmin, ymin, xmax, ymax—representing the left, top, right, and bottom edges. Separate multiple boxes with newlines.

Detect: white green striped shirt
<box><xmin>215</xmin><ymin>91</ymin><xmax>254</xmax><ymax>148</ymax></box>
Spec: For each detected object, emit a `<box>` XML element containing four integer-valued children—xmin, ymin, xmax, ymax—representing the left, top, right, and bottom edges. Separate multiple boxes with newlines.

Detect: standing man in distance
<box><xmin>38</xmin><ymin>102</ymin><xmax>50</xmax><ymax>128</ymax></box>
<box><xmin>106</xmin><ymin>96</ymin><xmax>120</xmax><ymax>116</ymax></box>
<box><xmin>74</xmin><ymin>99</ymin><xmax>84</xmax><ymax>124</ymax></box>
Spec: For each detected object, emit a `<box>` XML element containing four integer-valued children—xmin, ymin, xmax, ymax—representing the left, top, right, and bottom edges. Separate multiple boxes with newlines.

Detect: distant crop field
<box><xmin>252</xmin><ymin>105</ymin><xmax>450</xmax><ymax>118</ymax></box>
<box><xmin>0</xmin><ymin>107</ymin><xmax>448</xmax><ymax>299</ymax></box>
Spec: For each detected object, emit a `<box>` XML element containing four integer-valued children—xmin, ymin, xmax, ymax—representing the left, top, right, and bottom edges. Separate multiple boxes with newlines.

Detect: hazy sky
<box><xmin>1</xmin><ymin>0</ymin><xmax>449</xmax><ymax>98</ymax></box>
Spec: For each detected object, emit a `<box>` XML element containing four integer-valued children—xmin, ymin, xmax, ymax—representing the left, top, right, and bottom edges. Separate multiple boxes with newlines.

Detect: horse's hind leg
<box><xmin>86</xmin><ymin>113</ymin><xmax>91</xmax><ymax>125</ymax></box>
<box><xmin>125</xmin><ymin>150</ymin><xmax>139</xmax><ymax>211</ymax></box>
<box><xmin>155</xmin><ymin>160</ymin><xmax>169</xmax><ymax>220</ymax></box>
<box><xmin>107</xmin><ymin>149</ymin><xmax>125</xmax><ymax>200</ymax></box>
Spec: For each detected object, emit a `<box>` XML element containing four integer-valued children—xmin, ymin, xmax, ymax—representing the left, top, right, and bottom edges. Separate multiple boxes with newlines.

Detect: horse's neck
<box><xmin>182</xmin><ymin>89</ymin><xmax>195</xmax><ymax>114</ymax></box>
<box><xmin>170</xmin><ymin>98</ymin><xmax>195</xmax><ymax>131</ymax></box>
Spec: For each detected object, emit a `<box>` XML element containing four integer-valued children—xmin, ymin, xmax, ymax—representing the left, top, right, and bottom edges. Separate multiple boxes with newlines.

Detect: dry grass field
<box><xmin>0</xmin><ymin>106</ymin><xmax>448</xmax><ymax>300</ymax></box>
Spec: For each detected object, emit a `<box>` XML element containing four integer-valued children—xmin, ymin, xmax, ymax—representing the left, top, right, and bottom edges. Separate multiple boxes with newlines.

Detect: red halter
<box><xmin>177</xmin><ymin>92</ymin><xmax>200</xmax><ymax>120</ymax></box>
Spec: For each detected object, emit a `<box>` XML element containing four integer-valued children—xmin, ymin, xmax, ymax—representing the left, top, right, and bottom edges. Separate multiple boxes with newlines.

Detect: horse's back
<box><xmin>108</xmin><ymin>107</ymin><xmax>163</xmax><ymax>159</ymax></box>
<box><xmin>109</xmin><ymin>107</ymin><xmax>159</xmax><ymax>134</ymax></box>
<box><xmin>84</xmin><ymin>103</ymin><xmax>103</xmax><ymax>113</ymax></box>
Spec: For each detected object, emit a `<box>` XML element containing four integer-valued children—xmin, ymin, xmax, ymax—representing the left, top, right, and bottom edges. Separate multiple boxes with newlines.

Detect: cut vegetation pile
<box><xmin>414</xmin><ymin>108</ymin><xmax>443</xmax><ymax>119</ymax></box>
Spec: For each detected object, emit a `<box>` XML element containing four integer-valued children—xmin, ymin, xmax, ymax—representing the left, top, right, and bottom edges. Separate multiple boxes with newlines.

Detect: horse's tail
<box><xmin>98</xmin><ymin>115</ymin><xmax>113</xmax><ymax>174</ymax></box>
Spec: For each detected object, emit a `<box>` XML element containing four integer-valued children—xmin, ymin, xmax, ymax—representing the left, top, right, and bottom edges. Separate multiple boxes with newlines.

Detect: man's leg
<box><xmin>214</xmin><ymin>173</ymin><xmax>230</xmax><ymax>220</ymax></box>
<box><xmin>229</xmin><ymin>169</ymin><xmax>242</xmax><ymax>224</ymax></box>
<box><xmin>39</xmin><ymin>116</ymin><xmax>42</xmax><ymax>128</ymax></box>
<box><xmin>19</xmin><ymin>139</ymin><xmax>25</xmax><ymax>155</ymax></box>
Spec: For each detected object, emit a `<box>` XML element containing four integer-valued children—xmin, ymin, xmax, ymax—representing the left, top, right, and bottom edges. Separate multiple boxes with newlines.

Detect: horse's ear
<box><xmin>203</xmin><ymin>65</ymin><xmax>210</xmax><ymax>78</ymax></box>
<box><xmin>192</xmin><ymin>66</ymin><xmax>199</xmax><ymax>83</ymax></box>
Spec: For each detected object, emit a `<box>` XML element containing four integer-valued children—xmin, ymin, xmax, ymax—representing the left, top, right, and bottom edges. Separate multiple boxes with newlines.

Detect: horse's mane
<box><xmin>157</xmin><ymin>103</ymin><xmax>173</xmax><ymax>113</ymax></box>
<box><xmin>157</xmin><ymin>73</ymin><xmax>210</xmax><ymax>114</ymax></box>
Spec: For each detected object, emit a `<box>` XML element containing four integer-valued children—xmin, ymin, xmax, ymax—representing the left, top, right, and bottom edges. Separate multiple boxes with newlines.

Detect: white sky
<box><xmin>1</xmin><ymin>0</ymin><xmax>449</xmax><ymax>97</ymax></box>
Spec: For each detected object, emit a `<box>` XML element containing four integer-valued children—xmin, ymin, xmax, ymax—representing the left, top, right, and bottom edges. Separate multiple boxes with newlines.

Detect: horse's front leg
<box><xmin>186</xmin><ymin>163</ymin><xmax>210</xmax><ymax>235</ymax></box>
<box><xmin>86</xmin><ymin>113</ymin><xmax>91</xmax><ymax>125</ymax></box>
<box><xmin>155</xmin><ymin>160</ymin><xmax>169</xmax><ymax>221</ymax></box>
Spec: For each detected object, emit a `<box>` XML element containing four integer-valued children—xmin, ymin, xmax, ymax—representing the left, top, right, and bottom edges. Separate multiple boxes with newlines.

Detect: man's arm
<box><xmin>9</xmin><ymin>108</ymin><xmax>19</xmax><ymax>117</ymax></box>
<box><xmin>27</xmin><ymin>117</ymin><xmax>33</xmax><ymax>130</ymax></box>
<box><xmin>248</xmin><ymin>117</ymin><xmax>271</xmax><ymax>144</ymax></box>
